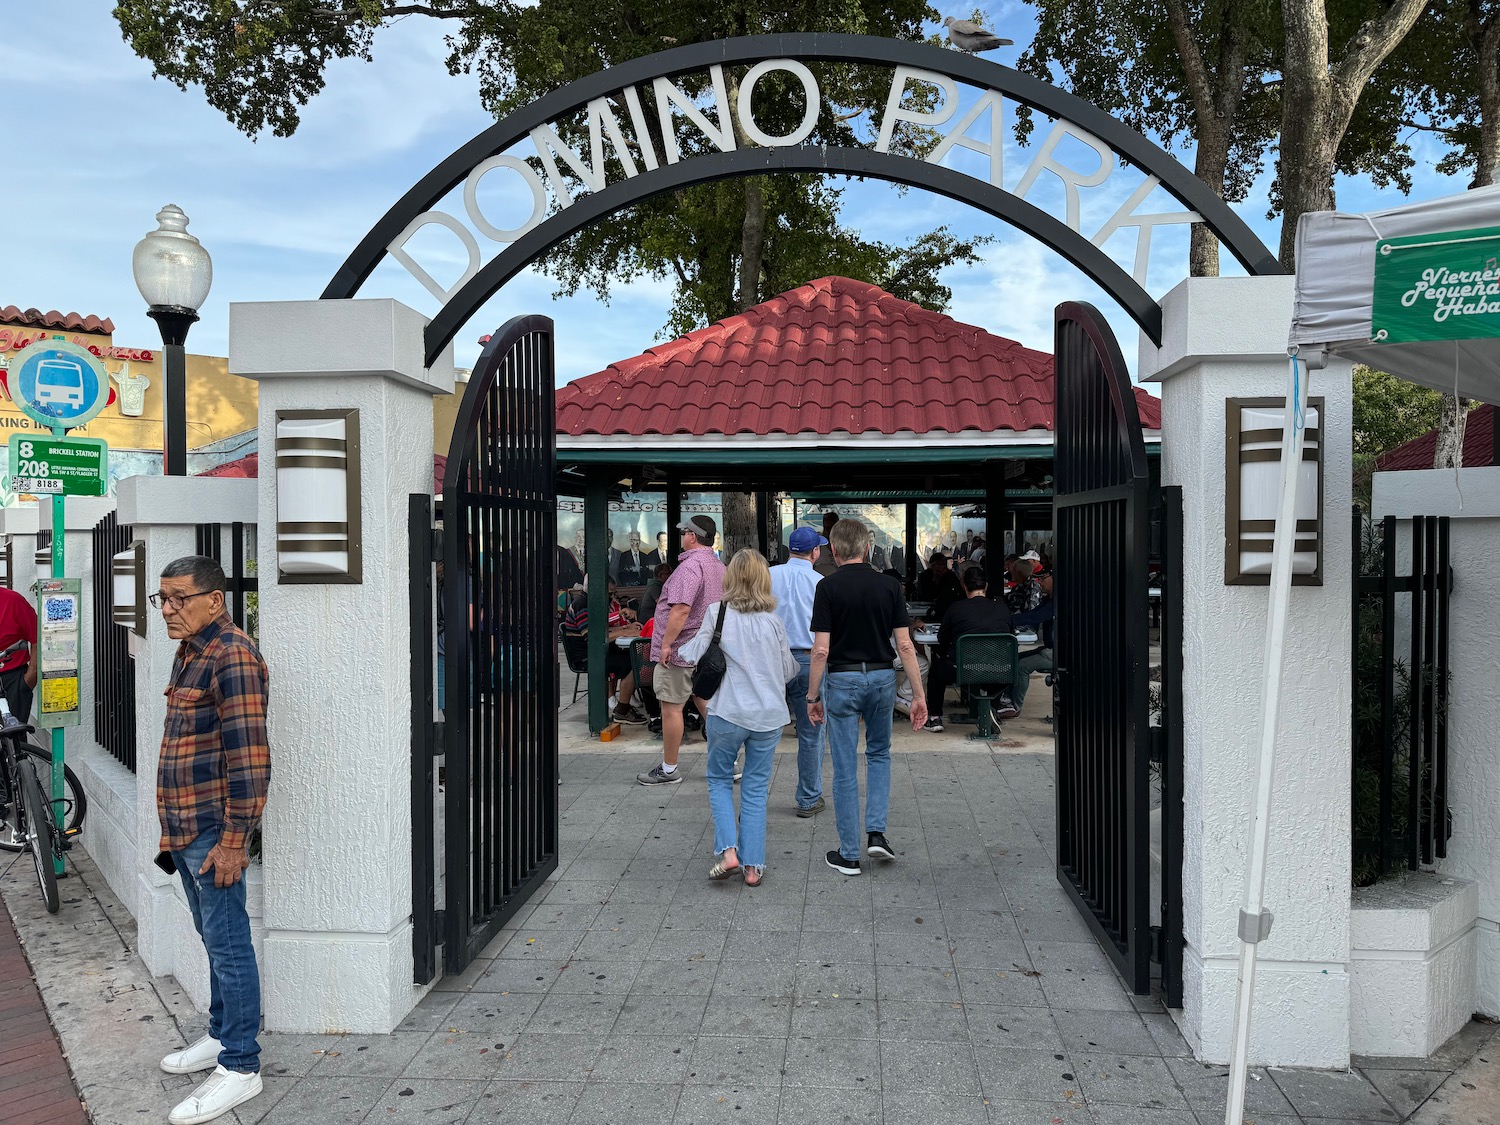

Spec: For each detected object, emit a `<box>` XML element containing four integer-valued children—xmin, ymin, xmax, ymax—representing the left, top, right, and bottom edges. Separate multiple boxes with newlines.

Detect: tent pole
<box><xmin>1225</xmin><ymin>351</ymin><xmax>1312</xmax><ymax>1125</ymax></box>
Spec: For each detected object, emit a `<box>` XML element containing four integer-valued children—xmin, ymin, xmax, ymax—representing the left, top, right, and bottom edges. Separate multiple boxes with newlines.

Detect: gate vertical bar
<box><xmin>1407</xmin><ymin>517</ymin><xmax>1426</xmax><ymax>870</ymax></box>
<box><xmin>1434</xmin><ymin>517</ymin><xmax>1450</xmax><ymax>859</ymax></box>
<box><xmin>1161</xmin><ymin>485</ymin><xmax>1185</xmax><ymax>1007</ymax></box>
<box><xmin>408</xmin><ymin>493</ymin><xmax>438</xmax><ymax>983</ymax></box>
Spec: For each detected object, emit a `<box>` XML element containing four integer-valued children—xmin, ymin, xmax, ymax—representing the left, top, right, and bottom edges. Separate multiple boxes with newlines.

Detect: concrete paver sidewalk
<box><xmin>3</xmin><ymin>726</ymin><xmax>1495</xmax><ymax>1124</ymax></box>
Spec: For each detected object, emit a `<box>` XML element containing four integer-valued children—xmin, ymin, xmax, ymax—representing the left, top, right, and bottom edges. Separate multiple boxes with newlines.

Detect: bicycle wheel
<box><xmin>0</xmin><ymin>749</ymin><xmax>84</xmax><ymax>852</ymax></box>
<box><xmin>18</xmin><ymin>758</ymin><xmax>59</xmax><ymax>914</ymax></box>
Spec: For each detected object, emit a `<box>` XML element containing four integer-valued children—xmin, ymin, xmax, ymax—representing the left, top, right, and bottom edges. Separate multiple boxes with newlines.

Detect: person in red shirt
<box><xmin>0</xmin><ymin>586</ymin><xmax>38</xmax><ymax>721</ymax></box>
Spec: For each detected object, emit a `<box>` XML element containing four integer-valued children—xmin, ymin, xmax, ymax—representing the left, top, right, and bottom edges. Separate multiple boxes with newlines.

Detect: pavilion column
<box><xmin>666</xmin><ymin>480</ymin><xmax>682</xmax><ymax>566</ymax></box>
<box><xmin>584</xmin><ymin>474</ymin><xmax>610</xmax><ymax>733</ymax></box>
<box><xmin>904</xmin><ymin>503</ymin><xmax>918</xmax><ymax>588</ymax></box>
<box><xmin>1142</xmin><ymin>275</ymin><xmax>1353</xmax><ymax>1068</ymax></box>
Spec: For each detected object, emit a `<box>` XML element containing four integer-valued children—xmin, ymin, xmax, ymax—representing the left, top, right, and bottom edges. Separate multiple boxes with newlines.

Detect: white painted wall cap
<box><xmin>0</xmin><ymin>506</ymin><xmax>40</xmax><ymax>536</ymax></box>
<box><xmin>1141</xmin><ymin>275</ymin><xmax>1299</xmax><ymax>384</ymax></box>
<box><xmin>228</xmin><ymin>298</ymin><xmax>456</xmax><ymax>395</ymax></box>
<box><xmin>117</xmin><ymin>474</ymin><xmax>259</xmax><ymax>527</ymax></box>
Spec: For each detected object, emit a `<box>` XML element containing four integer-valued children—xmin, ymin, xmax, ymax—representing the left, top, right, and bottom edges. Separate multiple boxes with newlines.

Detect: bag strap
<box><xmin>711</xmin><ymin>601</ymin><xmax>727</xmax><ymax>642</ymax></box>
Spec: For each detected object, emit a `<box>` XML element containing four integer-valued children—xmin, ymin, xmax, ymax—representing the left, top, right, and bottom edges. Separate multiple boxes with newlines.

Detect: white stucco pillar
<box><xmin>230</xmin><ymin>299</ymin><xmax>452</xmax><ymax>1034</ymax></box>
<box><xmin>0</xmin><ymin>505</ymin><xmax>41</xmax><ymax>600</ymax></box>
<box><xmin>116</xmin><ymin>476</ymin><xmax>261</xmax><ymax>1009</ymax></box>
<box><xmin>1141</xmin><ymin>276</ymin><xmax>1354</xmax><ymax>1068</ymax></box>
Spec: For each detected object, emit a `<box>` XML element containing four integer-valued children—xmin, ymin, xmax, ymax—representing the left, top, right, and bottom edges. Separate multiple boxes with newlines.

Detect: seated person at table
<box><xmin>1009</xmin><ymin>570</ymin><xmax>1055</xmax><ymax>715</ymax></box>
<box><xmin>562</xmin><ymin>576</ymin><xmax>648</xmax><ymax>725</ymax></box>
<box><xmin>639</xmin><ymin>563</ymin><xmax>671</xmax><ymax>625</ymax></box>
<box><xmin>1005</xmin><ymin>550</ymin><xmax>1043</xmax><ymax>614</ymax></box>
<box><xmin>922</xmin><ymin>566</ymin><xmax>1015</xmax><ymax>733</ymax></box>
<box><xmin>915</xmin><ymin>550</ymin><xmax>963</xmax><ymax>622</ymax></box>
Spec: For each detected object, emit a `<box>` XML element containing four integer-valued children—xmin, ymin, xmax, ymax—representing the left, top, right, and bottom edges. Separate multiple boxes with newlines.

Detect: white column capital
<box><xmin>1140</xmin><ymin>275</ymin><xmax>1299</xmax><ymax>383</ymax></box>
<box><xmin>228</xmin><ymin>298</ymin><xmax>456</xmax><ymax>396</ymax></box>
<box><xmin>117</xmin><ymin>476</ymin><xmax>258</xmax><ymax>527</ymax></box>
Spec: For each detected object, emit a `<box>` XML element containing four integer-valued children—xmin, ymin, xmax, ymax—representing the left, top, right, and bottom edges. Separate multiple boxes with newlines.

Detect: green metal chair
<box><xmin>954</xmin><ymin>633</ymin><xmax>1019</xmax><ymax>740</ymax></box>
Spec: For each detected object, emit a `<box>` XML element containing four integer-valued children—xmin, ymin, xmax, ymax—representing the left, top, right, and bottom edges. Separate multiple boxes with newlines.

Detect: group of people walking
<box><xmin>636</xmin><ymin>513</ymin><xmax>928</xmax><ymax>884</ymax></box>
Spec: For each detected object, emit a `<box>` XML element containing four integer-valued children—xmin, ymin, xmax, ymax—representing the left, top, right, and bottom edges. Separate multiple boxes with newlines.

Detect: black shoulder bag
<box><xmin>689</xmin><ymin>603</ymin><xmax>730</xmax><ymax>699</ymax></box>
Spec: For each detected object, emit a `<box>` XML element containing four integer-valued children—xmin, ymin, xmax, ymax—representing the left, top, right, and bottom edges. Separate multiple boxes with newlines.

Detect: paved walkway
<box><xmin>2</xmin><ymin>709</ymin><xmax>1496</xmax><ymax>1124</ymax></box>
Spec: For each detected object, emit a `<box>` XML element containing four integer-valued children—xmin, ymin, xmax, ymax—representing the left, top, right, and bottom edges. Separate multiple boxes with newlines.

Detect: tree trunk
<box><xmin>720</xmin><ymin>491</ymin><xmax>758</xmax><ymax>560</ymax></box>
<box><xmin>1190</xmin><ymin>119</ymin><xmax>1231</xmax><ymax>276</ymax></box>
<box><xmin>738</xmin><ymin>178</ymin><xmax>767</xmax><ymax>310</ymax></box>
<box><xmin>1435</xmin><ymin>392</ymin><xmax>1469</xmax><ymax>468</ymax></box>
<box><xmin>1476</xmin><ymin>13</ymin><xmax>1500</xmax><ymax>187</ymax></box>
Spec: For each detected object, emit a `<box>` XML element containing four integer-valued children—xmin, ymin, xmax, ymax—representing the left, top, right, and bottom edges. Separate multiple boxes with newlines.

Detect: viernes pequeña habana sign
<box><xmin>1372</xmin><ymin>225</ymin><xmax>1500</xmax><ymax>344</ymax></box>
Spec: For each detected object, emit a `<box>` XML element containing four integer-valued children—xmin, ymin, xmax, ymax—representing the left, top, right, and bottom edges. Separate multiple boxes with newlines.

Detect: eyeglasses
<box><xmin>148</xmin><ymin>591</ymin><xmax>217</xmax><ymax>611</ymax></box>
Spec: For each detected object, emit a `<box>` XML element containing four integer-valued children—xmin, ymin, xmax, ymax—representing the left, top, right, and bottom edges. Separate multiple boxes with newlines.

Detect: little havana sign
<box><xmin>390</xmin><ymin>63</ymin><xmax>1193</xmax><ymax>298</ymax></box>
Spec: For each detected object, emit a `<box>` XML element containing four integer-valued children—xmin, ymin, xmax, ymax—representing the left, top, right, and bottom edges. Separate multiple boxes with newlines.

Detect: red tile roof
<box><xmin>0</xmin><ymin>306</ymin><xmax>114</xmax><ymax>335</ymax></box>
<box><xmin>1375</xmin><ymin>404</ymin><xmax>1496</xmax><ymax>471</ymax></box>
<box><xmin>556</xmin><ymin>276</ymin><xmax>1160</xmax><ymax>438</ymax></box>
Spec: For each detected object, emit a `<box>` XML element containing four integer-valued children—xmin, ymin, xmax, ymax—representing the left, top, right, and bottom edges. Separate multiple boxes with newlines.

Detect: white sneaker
<box><xmin>168</xmin><ymin>1065</ymin><xmax>263</xmax><ymax>1124</ymax></box>
<box><xmin>160</xmin><ymin>1034</ymin><xmax>222</xmax><ymax>1075</ymax></box>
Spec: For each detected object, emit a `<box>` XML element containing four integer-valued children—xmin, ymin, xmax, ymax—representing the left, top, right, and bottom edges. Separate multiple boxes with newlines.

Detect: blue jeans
<box><xmin>171</xmin><ymin>826</ymin><xmax>262</xmax><ymax>1074</ymax></box>
<box><xmin>824</xmin><ymin>669</ymin><xmax>896</xmax><ymax>861</ymax></box>
<box><xmin>786</xmin><ymin>651</ymin><xmax>825</xmax><ymax>808</ymax></box>
<box><xmin>1013</xmin><ymin>648</ymin><xmax>1054</xmax><ymax>710</ymax></box>
<box><xmin>705</xmin><ymin>716</ymin><xmax>779</xmax><ymax>872</ymax></box>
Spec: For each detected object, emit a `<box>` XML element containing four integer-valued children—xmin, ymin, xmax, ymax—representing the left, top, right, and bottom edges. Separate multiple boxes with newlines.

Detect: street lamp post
<box><xmin>132</xmin><ymin>205</ymin><xmax>212</xmax><ymax>476</ymax></box>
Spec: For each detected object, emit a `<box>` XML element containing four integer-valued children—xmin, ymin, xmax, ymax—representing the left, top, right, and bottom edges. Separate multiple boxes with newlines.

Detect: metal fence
<box><xmin>1352</xmin><ymin>509</ymin><xmax>1452</xmax><ymax>882</ymax></box>
<box><xmin>91</xmin><ymin>512</ymin><xmax>137</xmax><ymax>773</ymax></box>
<box><xmin>195</xmin><ymin>523</ymin><xmax>258</xmax><ymax>638</ymax></box>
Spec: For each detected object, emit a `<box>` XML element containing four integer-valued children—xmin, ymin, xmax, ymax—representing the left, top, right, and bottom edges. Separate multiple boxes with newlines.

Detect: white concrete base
<box><xmin>1351</xmin><ymin>874</ymin><xmax>1478</xmax><ymax>1057</ymax></box>
<box><xmin>1179</xmin><ymin>947</ymin><xmax>1351</xmax><ymax>1068</ymax></box>
<box><xmin>261</xmin><ymin>927</ymin><xmax>421</xmax><ymax>1034</ymax></box>
<box><xmin>1479</xmin><ymin>924</ymin><xmax>1500</xmax><ymax>1018</ymax></box>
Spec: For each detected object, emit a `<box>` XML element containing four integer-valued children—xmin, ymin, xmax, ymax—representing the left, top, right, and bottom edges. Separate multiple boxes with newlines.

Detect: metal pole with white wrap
<box><xmin>1224</xmin><ymin>348</ymin><xmax>1313</xmax><ymax>1125</ymax></box>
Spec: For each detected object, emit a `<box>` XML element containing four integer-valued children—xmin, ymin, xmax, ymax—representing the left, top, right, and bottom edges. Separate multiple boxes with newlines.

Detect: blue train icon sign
<box><xmin>3</xmin><ymin>339</ymin><xmax>112</xmax><ymax>429</ymax></box>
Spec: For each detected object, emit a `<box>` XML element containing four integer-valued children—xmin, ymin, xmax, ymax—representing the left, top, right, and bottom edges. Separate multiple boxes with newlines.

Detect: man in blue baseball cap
<box><xmin>770</xmin><ymin>526</ymin><xmax>828</xmax><ymax>816</ymax></box>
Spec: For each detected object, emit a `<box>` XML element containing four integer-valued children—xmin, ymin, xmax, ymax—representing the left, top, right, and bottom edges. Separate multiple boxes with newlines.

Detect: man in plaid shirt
<box><xmin>151</xmin><ymin>556</ymin><xmax>270</xmax><ymax>1125</ymax></box>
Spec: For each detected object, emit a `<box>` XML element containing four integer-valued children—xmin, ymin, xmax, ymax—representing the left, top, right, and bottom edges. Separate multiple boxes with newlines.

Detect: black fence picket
<box><xmin>195</xmin><ymin>523</ymin><xmax>258</xmax><ymax>636</ymax></box>
<box><xmin>1352</xmin><ymin>509</ymin><xmax>1452</xmax><ymax>882</ymax></box>
<box><xmin>91</xmin><ymin>512</ymin><xmax>137</xmax><ymax>773</ymax></box>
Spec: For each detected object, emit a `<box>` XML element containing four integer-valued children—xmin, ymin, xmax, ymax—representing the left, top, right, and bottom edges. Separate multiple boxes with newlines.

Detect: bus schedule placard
<box><xmin>7</xmin><ymin>435</ymin><xmax>108</xmax><ymax>497</ymax></box>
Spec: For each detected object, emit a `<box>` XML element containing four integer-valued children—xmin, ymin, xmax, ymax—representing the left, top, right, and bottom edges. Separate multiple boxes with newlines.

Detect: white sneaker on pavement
<box><xmin>160</xmin><ymin>1034</ymin><xmax>222</xmax><ymax>1075</ymax></box>
<box><xmin>168</xmin><ymin>1065</ymin><xmax>263</xmax><ymax>1124</ymax></box>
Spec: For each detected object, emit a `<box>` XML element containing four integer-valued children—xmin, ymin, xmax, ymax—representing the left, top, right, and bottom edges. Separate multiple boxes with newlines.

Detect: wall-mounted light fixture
<box><xmin>275</xmin><ymin>408</ymin><xmax>362</xmax><ymax>584</ymax></box>
<box><xmin>112</xmin><ymin>539</ymin><xmax>147</xmax><ymax>636</ymax></box>
<box><xmin>1225</xmin><ymin>396</ymin><xmax>1325</xmax><ymax>586</ymax></box>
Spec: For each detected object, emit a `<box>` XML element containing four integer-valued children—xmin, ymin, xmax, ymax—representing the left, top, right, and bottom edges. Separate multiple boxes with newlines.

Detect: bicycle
<box><xmin>0</xmin><ymin>639</ymin><xmax>86</xmax><ymax>851</ymax></box>
<box><xmin>0</xmin><ymin>642</ymin><xmax>76</xmax><ymax>914</ymax></box>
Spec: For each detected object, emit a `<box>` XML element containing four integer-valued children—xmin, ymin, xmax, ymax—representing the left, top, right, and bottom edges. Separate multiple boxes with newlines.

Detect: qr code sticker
<box><xmin>45</xmin><ymin>596</ymin><xmax>75</xmax><ymax>623</ymax></box>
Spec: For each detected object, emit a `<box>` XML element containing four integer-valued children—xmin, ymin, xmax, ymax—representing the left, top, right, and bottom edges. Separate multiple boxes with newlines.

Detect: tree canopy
<box><xmin>114</xmin><ymin>0</ymin><xmax>993</xmax><ymax>336</ymax></box>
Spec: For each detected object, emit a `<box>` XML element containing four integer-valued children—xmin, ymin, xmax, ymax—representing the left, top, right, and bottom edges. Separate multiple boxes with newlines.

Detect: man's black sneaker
<box><xmin>825</xmin><ymin>850</ymin><xmax>861</xmax><ymax>876</ymax></box>
<box><xmin>922</xmin><ymin>716</ymin><xmax>944</xmax><ymax>733</ymax></box>
<box><xmin>867</xmin><ymin>833</ymin><xmax>895</xmax><ymax>860</ymax></box>
<box><xmin>613</xmin><ymin>704</ymin><xmax>648</xmax><ymax>725</ymax></box>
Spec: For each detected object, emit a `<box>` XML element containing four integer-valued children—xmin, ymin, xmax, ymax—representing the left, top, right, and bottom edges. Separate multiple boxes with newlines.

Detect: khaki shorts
<box><xmin>652</xmin><ymin>663</ymin><xmax>696</xmax><ymax>705</ymax></box>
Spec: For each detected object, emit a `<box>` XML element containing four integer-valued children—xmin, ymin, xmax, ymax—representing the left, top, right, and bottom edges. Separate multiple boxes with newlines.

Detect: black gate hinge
<box><xmin>432</xmin><ymin>721</ymin><xmax>446</xmax><ymax>757</ymax></box>
<box><xmin>431</xmin><ymin>526</ymin><xmax>444</xmax><ymax>557</ymax></box>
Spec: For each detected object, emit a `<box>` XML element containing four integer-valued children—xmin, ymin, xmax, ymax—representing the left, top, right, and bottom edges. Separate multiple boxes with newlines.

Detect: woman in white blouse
<box><xmin>678</xmin><ymin>549</ymin><xmax>798</xmax><ymax>886</ymax></box>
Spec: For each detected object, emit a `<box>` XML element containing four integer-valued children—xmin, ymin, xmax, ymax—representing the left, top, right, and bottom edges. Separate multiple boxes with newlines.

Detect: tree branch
<box><xmin>308</xmin><ymin>4</ymin><xmax>471</xmax><ymax>20</ymax></box>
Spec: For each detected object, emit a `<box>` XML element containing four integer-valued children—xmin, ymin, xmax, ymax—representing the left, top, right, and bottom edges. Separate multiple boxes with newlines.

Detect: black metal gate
<box><xmin>1051</xmin><ymin>301</ymin><xmax>1163</xmax><ymax>995</ymax></box>
<box><xmin>415</xmin><ymin>314</ymin><xmax>560</xmax><ymax>979</ymax></box>
<box><xmin>91</xmin><ymin>511</ymin><xmax>137</xmax><ymax>773</ymax></box>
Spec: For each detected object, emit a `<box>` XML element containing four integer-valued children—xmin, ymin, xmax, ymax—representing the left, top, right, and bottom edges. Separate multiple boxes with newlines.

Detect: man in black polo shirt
<box><xmin>808</xmin><ymin>518</ymin><xmax>928</xmax><ymax>876</ymax></box>
<box><xmin>922</xmin><ymin>565</ymin><xmax>1015</xmax><ymax>732</ymax></box>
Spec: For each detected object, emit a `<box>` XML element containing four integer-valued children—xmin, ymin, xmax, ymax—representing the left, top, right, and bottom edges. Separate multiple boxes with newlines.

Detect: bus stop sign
<box><xmin>8</xmin><ymin>435</ymin><xmax>108</xmax><ymax>496</ymax></box>
<box><xmin>4</xmin><ymin>339</ymin><xmax>112</xmax><ymax>430</ymax></box>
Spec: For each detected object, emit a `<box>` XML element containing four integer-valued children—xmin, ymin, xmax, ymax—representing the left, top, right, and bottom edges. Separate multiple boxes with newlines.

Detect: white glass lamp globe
<box><xmin>132</xmin><ymin>204</ymin><xmax>213</xmax><ymax>313</ymax></box>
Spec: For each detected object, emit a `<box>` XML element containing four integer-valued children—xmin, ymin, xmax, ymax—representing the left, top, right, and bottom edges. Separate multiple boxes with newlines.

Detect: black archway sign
<box><xmin>324</xmin><ymin>33</ymin><xmax>1282</xmax><ymax>366</ymax></box>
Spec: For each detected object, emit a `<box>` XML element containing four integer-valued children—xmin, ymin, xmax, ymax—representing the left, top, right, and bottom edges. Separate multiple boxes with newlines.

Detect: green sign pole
<box><xmin>49</xmin><ymin>425</ymin><xmax>66</xmax><ymax>876</ymax></box>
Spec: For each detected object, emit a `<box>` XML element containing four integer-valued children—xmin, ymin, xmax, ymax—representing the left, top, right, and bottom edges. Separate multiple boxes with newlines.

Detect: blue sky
<box><xmin>2</xmin><ymin>3</ymin><xmax>1468</xmax><ymax>381</ymax></box>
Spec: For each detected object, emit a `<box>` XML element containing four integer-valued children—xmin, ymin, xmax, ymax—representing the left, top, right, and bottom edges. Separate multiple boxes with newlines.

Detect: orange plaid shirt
<box><xmin>157</xmin><ymin>613</ymin><xmax>270</xmax><ymax>852</ymax></box>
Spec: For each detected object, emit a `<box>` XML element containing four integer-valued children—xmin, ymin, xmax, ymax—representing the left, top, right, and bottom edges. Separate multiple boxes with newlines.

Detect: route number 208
<box><xmin>15</xmin><ymin>442</ymin><xmax>50</xmax><ymax>478</ymax></box>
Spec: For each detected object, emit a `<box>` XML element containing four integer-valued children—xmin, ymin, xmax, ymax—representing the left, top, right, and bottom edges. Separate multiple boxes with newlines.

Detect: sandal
<box><xmin>743</xmin><ymin>868</ymin><xmax>764</xmax><ymax>888</ymax></box>
<box><xmin>708</xmin><ymin>857</ymin><xmax>741</xmax><ymax>880</ymax></box>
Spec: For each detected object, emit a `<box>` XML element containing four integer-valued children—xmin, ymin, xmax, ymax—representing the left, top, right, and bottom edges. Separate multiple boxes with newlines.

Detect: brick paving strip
<box><xmin>0</xmin><ymin>885</ymin><xmax>88</xmax><ymax>1124</ymax></box>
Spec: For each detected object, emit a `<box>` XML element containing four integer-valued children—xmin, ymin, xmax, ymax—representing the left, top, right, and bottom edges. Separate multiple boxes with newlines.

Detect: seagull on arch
<box><xmin>943</xmin><ymin>15</ymin><xmax>1014</xmax><ymax>53</ymax></box>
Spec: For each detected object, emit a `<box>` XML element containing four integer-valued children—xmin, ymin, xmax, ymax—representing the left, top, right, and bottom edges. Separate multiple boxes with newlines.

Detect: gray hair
<box><xmin>828</xmin><ymin>518</ymin><xmax>871</xmax><ymax>562</ymax></box>
<box><xmin>160</xmin><ymin>555</ymin><xmax>226</xmax><ymax>593</ymax></box>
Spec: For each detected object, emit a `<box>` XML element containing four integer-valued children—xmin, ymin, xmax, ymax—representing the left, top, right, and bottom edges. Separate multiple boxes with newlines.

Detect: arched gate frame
<box><xmin>378</xmin><ymin>34</ymin><xmax>1273</xmax><ymax>981</ymax></box>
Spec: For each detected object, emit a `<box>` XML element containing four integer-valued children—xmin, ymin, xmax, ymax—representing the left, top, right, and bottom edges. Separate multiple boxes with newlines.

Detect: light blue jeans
<box><xmin>705</xmin><ymin>716</ymin><xmax>779</xmax><ymax>872</ymax></box>
<box><xmin>171</xmin><ymin>825</ymin><xmax>262</xmax><ymax>1074</ymax></box>
<box><xmin>824</xmin><ymin>668</ymin><xmax>896</xmax><ymax>861</ymax></box>
<box><xmin>786</xmin><ymin>651</ymin><xmax>825</xmax><ymax>808</ymax></box>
